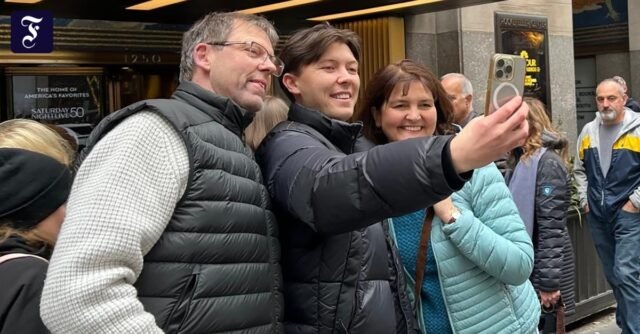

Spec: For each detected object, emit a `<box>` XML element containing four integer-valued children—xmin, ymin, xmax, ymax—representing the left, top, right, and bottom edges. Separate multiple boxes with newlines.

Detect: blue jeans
<box><xmin>588</xmin><ymin>210</ymin><xmax>640</xmax><ymax>334</ymax></box>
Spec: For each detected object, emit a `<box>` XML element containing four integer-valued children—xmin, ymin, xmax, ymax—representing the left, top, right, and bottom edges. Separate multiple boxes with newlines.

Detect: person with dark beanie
<box><xmin>0</xmin><ymin>148</ymin><xmax>72</xmax><ymax>334</ymax></box>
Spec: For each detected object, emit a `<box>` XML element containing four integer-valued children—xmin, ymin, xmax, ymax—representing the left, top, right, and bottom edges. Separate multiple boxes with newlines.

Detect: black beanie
<box><xmin>0</xmin><ymin>148</ymin><xmax>72</xmax><ymax>229</ymax></box>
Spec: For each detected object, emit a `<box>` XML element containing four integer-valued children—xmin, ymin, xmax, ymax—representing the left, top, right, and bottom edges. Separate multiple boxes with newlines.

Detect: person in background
<box><xmin>440</xmin><ymin>72</ymin><xmax>512</xmax><ymax>176</ymax></box>
<box><xmin>507</xmin><ymin>97</ymin><xmax>575</xmax><ymax>333</ymax></box>
<box><xmin>257</xmin><ymin>23</ymin><xmax>530</xmax><ymax>333</ymax></box>
<box><xmin>574</xmin><ymin>78</ymin><xmax>640</xmax><ymax>334</ymax></box>
<box><xmin>0</xmin><ymin>119</ymin><xmax>75</xmax><ymax>166</ymax></box>
<box><xmin>0</xmin><ymin>119</ymin><xmax>74</xmax><ymax>334</ymax></box>
<box><xmin>358</xmin><ymin>59</ymin><xmax>539</xmax><ymax>334</ymax></box>
<box><xmin>47</xmin><ymin>124</ymin><xmax>80</xmax><ymax>153</ymax></box>
<box><xmin>440</xmin><ymin>73</ymin><xmax>478</xmax><ymax>128</ymax></box>
<box><xmin>612</xmin><ymin>75</ymin><xmax>640</xmax><ymax>113</ymax></box>
<box><xmin>245</xmin><ymin>95</ymin><xmax>288</xmax><ymax>151</ymax></box>
<box><xmin>41</xmin><ymin>11</ymin><xmax>284</xmax><ymax>333</ymax></box>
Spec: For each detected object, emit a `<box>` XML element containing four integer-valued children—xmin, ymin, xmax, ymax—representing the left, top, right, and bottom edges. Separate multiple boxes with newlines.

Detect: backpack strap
<box><xmin>0</xmin><ymin>253</ymin><xmax>48</xmax><ymax>265</ymax></box>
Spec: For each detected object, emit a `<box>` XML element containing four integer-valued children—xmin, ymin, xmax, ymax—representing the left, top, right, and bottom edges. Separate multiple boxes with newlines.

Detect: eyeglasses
<box><xmin>209</xmin><ymin>41</ymin><xmax>284</xmax><ymax>77</ymax></box>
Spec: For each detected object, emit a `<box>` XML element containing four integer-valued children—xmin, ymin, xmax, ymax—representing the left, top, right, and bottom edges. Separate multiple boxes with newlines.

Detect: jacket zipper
<box><xmin>500</xmin><ymin>284</ymin><xmax>523</xmax><ymax>331</ymax></box>
<box><xmin>431</xmin><ymin>237</ymin><xmax>457</xmax><ymax>334</ymax></box>
<box><xmin>384</xmin><ymin>222</ymin><xmax>416</xmax><ymax>333</ymax></box>
<box><xmin>346</xmin><ymin>232</ymin><xmax>364</xmax><ymax>332</ymax></box>
<box><xmin>165</xmin><ymin>273</ymin><xmax>199</xmax><ymax>334</ymax></box>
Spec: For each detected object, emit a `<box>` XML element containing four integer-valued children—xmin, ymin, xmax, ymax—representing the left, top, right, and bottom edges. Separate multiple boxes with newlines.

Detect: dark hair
<box><xmin>357</xmin><ymin>59</ymin><xmax>455</xmax><ymax>144</ymax></box>
<box><xmin>278</xmin><ymin>23</ymin><xmax>361</xmax><ymax>102</ymax></box>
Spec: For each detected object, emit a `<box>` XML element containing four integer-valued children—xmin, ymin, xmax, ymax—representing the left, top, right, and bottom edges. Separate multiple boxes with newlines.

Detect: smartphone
<box><xmin>484</xmin><ymin>53</ymin><xmax>526</xmax><ymax>116</ymax></box>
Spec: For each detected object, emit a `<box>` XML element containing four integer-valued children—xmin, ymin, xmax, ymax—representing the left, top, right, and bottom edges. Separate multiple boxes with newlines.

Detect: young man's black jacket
<box><xmin>0</xmin><ymin>236</ymin><xmax>50</xmax><ymax>334</ymax></box>
<box><xmin>256</xmin><ymin>103</ymin><xmax>470</xmax><ymax>334</ymax></box>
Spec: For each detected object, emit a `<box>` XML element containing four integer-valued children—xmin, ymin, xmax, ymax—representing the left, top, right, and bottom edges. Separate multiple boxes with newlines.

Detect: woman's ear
<box><xmin>372</xmin><ymin>107</ymin><xmax>381</xmax><ymax>127</ymax></box>
<box><xmin>282</xmin><ymin>73</ymin><xmax>300</xmax><ymax>96</ymax></box>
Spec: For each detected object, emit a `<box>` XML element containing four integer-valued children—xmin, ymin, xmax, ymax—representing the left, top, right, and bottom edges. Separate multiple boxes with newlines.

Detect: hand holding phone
<box><xmin>484</xmin><ymin>54</ymin><xmax>526</xmax><ymax>116</ymax></box>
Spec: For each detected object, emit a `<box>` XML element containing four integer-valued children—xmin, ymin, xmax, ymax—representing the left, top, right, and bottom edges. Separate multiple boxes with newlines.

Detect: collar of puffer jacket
<box><xmin>287</xmin><ymin>103</ymin><xmax>363</xmax><ymax>154</ymax></box>
<box><xmin>172</xmin><ymin>81</ymin><xmax>256</xmax><ymax>138</ymax></box>
<box><xmin>0</xmin><ymin>235</ymin><xmax>52</xmax><ymax>259</ymax></box>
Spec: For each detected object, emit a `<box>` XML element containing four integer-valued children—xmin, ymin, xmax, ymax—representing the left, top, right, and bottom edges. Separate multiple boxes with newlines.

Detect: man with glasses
<box><xmin>574</xmin><ymin>78</ymin><xmax>640</xmax><ymax>334</ymax></box>
<box><xmin>41</xmin><ymin>12</ymin><xmax>284</xmax><ymax>334</ymax></box>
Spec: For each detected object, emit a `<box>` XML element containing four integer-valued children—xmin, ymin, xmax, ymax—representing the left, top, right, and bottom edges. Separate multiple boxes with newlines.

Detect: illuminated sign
<box><xmin>495</xmin><ymin>13</ymin><xmax>550</xmax><ymax>114</ymax></box>
<box><xmin>10</xmin><ymin>74</ymin><xmax>103</xmax><ymax>125</ymax></box>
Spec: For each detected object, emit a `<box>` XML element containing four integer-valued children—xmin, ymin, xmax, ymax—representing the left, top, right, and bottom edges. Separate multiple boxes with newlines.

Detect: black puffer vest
<box><xmin>80</xmin><ymin>82</ymin><xmax>283</xmax><ymax>334</ymax></box>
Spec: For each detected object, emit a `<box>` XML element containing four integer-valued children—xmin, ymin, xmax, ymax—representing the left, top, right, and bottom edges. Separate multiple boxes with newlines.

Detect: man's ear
<box><xmin>465</xmin><ymin>94</ymin><xmax>473</xmax><ymax>105</ymax></box>
<box><xmin>372</xmin><ymin>107</ymin><xmax>381</xmax><ymax>127</ymax></box>
<box><xmin>282</xmin><ymin>73</ymin><xmax>300</xmax><ymax>96</ymax></box>
<box><xmin>193</xmin><ymin>43</ymin><xmax>212</xmax><ymax>71</ymax></box>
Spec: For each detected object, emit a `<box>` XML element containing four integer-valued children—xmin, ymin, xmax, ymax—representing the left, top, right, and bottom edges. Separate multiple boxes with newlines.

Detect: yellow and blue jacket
<box><xmin>574</xmin><ymin>108</ymin><xmax>640</xmax><ymax>221</ymax></box>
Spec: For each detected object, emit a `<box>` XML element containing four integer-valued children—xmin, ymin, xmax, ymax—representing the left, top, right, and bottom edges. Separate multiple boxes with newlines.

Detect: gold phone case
<box><xmin>484</xmin><ymin>53</ymin><xmax>526</xmax><ymax>116</ymax></box>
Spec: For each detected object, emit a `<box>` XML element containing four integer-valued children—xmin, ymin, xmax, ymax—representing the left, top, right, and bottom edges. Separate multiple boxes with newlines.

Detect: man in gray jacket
<box><xmin>574</xmin><ymin>78</ymin><xmax>640</xmax><ymax>334</ymax></box>
<box><xmin>441</xmin><ymin>73</ymin><xmax>478</xmax><ymax>128</ymax></box>
<box><xmin>41</xmin><ymin>12</ymin><xmax>284</xmax><ymax>333</ymax></box>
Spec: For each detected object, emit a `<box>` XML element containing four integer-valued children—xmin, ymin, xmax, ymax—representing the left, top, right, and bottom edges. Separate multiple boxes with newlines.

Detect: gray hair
<box><xmin>611</xmin><ymin>75</ymin><xmax>628</xmax><ymax>91</ymax></box>
<box><xmin>179</xmin><ymin>12</ymin><xmax>279</xmax><ymax>82</ymax></box>
<box><xmin>599</xmin><ymin>78</ymin><xmax>626</xmax><ymax>96</ymax></box>
<box><xmin>440</xmin><ymin>73</ymin><xmax>473</xmax><ymax>96</ymax></box>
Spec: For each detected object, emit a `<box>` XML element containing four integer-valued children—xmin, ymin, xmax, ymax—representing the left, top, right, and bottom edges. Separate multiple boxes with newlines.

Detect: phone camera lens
<box><xmin>505</xmin><ymin>65</ymin><xmax>513</xmax><ymax>73</ymax></box>
<box><xmin>497</xmin><ymin>59</ymin><xmax>505</xmax><ymax>67</ymax></box>
<box><xmin>496</xmin><ymin>70</ymin><xmax>504</xmax><ymax>78</ymax></box>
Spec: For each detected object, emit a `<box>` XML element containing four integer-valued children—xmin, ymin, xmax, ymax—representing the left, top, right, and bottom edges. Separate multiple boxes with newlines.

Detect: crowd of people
<box><xmin>1</xmin><ymin>10</ymin><xmax>639</xmax><ymax>334</ymax></box>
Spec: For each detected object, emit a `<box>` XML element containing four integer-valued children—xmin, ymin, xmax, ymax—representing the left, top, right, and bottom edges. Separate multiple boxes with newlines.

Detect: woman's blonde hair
<box><xmin>245</xmin><ymin>96</ymin><xmax>289</xmax><ymax>151</ymax></box>
<box><xmin>0</xmin><ymin>223</ymin><xmax>51</xmax><ymax>249</ymax></box>
<box><xmin>0</xmin><ymin>119</ymin><xmax>75</xmax><ymax>248</ymax></box>
<box><xmin>521</xmin><ymin>97</ymin><xmax>569</xmax><ymax>166</ymax></box>
<box><xmin>0</xmin><ymin>119</ymin><xmax>75</xmax><ymax>166</ymax></box>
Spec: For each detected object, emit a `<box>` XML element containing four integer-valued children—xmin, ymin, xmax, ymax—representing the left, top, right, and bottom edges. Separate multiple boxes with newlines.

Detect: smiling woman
<box><xmin>359</xmin><ymin>59</ymin><xmax>454</xmax><ymax>145</ymax></box>
<box><xmin>357</xmin><ymin>59</ymin><xmax>541</xmax><ymax>334</ymax></box>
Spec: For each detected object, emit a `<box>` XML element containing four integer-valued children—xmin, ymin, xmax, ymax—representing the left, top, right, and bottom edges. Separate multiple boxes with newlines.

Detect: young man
<box><xmin>574</xmin><ymin>78</ymin><xmax>640</xmax><ymax>334</ymax></box>
<box><xmin>256</xmin><ymin>24</ymin><xmax>530</xmax><ymax>334</ymax></box>
<box><xmin>441</xmin><ymin>73</ymin><xmax>478</xmax><ymax>128</ymax></box>
<box><xmin>41</xmin><ymin>12</ymin><xmax>284</xmax><ymax>333</ymax></box>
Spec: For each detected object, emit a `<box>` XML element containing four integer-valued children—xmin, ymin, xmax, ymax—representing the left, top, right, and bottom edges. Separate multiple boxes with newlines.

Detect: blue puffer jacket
<box><xmin>391</xmin><ymin>164</ymin><xmax>540</xmax><ymax>334</ymax></box>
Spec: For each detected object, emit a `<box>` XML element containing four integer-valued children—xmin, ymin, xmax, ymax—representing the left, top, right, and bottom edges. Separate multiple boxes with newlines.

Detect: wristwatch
<box><xmin>444</xmin><ymin>206</ymin><xmax>461</xmax><ymax>225</ymax></box>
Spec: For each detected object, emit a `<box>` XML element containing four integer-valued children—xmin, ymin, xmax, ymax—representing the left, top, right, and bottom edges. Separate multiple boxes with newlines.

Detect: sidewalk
<box><xmin>567</xmin><ymin>308</ymin><xmax>621</xmax><ymax>334</ymax></box>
